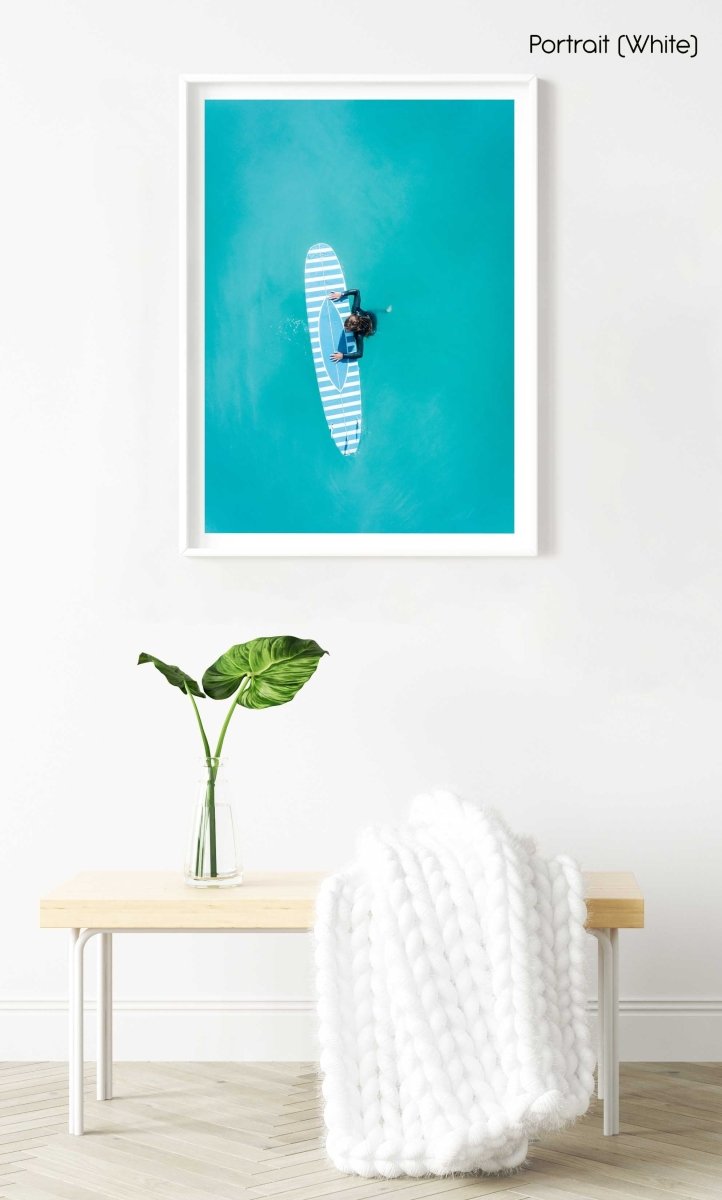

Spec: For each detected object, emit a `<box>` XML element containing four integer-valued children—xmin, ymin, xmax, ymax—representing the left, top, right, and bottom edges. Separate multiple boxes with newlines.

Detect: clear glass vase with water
<box><xmin>185</xmin><ymin>758</ymin><xmax>243</xmax><ymax>888</ymax></box>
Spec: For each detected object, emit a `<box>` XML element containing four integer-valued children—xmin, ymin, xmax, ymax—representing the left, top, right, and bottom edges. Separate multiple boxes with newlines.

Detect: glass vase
<box><xmin>185</xmin><ymin>758</ymin><xmax>243</xmax><ymax>888</ymax></box>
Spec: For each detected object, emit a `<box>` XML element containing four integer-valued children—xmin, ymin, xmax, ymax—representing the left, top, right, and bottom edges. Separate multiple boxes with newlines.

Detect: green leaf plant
<box><xmin>138</xmin><ymin>638</ymin><xmax>327</xmax><ymax>879</ymax></box>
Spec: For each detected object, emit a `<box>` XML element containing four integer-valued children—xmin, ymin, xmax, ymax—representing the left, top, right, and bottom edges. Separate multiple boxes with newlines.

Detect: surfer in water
<box><xmin>327</xmin><ymin>289</ymin><xmax>376</xmax><ymax>361</ymax></box>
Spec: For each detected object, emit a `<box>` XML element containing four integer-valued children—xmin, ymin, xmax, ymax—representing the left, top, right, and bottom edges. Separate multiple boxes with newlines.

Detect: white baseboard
<box><xmin>1</xmin><ymin>997</ymin><xmax>720</xmax><ymax>1062</ymax></box>
<box><xmin>588</xmin><ymin>998</ymin><xmax>722</xmax><ymax>1061</ymax></box>
<box><xmin>0</xmin><ymin>997</ymin><xmax>318</xmax><ymax>1063</ymax></box>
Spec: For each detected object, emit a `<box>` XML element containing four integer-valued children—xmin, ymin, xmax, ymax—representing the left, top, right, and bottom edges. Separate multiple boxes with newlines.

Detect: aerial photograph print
<box><xmin>203</xmin><ymin>98</ymin><xmax>515</xmax><ymax>536</ymax></box>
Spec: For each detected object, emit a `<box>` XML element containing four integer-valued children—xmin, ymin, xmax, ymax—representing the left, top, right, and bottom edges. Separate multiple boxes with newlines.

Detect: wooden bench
<box><xmin>40</xmin><ymin>870</ymin><xmax>644</xmax><ymax>1137</ymax></box>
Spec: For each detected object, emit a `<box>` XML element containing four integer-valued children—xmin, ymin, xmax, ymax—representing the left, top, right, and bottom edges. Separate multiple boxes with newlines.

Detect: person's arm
<box><xmin>343</xmin><ymin>335</ymin><xmax>364</xmax><ymax>361</ymax></box>
<box><xmin>339</xmin><ymin>289</ymin><xmax>361</xmax><ymax>312</ymax></box>
<box><xmin>331</xmin><ymin>335</ymin><xmax>365</xmax><ymax>363</ymax></box>
<box><xmin>328</xmin><ymin>289</ymin><xmax>361</xmax><ymax>311</ymax></box>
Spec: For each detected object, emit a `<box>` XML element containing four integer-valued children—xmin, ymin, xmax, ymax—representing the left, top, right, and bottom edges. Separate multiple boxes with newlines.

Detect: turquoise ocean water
<box><xmin>204</xmin><ymin>100</ymin><xmax>514</xmax><ymax>534</ymax></box>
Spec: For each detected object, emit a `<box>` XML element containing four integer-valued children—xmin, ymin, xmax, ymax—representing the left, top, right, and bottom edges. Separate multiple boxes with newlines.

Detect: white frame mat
<box><xmin>181</xmin><ymin>75</ymin><xmax>537</xmax><ymax>556</ymax></box>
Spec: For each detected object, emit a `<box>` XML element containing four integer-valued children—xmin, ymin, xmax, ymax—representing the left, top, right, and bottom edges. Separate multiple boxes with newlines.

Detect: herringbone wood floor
<box><xmin>1</xmin><ymin>1063</ymin><xmax>721</xmax><ymax>1199</ymax></box>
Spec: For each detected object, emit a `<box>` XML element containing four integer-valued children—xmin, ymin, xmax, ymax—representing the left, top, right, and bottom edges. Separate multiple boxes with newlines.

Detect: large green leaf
<box><xmin>138</xmin><ymin>652</ymin><xmax>204</xmax><ymax>698</ymax></box>
<box><xmin>202</xmin><ymin>637</ymin><xmax>327</xmax><ymax>709</ymax></box>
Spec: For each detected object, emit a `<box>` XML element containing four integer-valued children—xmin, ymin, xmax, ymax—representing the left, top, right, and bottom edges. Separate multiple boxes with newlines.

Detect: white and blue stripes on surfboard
<box><xmin>304</xmin><ymin>242</ymin><xmax>362</xmax><ymax>457</ymax></box>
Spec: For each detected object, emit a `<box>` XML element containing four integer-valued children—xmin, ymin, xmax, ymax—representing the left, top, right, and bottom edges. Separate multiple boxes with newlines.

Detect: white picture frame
<box><xmin>181</xmin><ymin>74</ymin><xmax>537</xmax><ymax>556</ymax></box>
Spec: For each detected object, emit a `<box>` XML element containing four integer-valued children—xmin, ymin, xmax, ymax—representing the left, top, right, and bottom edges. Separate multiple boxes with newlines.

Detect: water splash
<box><xmin>279</xmin><ymin>317</ymin><xmax>308</xmax><ymax>342</ymax></box>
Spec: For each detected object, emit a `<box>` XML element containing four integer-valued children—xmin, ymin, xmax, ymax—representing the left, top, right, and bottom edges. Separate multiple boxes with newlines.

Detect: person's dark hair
<box><xmin>344</xmin><ymin>312</ymin><xmax>374</xmax><ymax>337</ymax></box>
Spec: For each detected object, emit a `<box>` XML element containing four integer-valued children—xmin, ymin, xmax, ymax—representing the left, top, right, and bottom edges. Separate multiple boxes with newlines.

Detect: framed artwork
<box><xmin>181</xmin><ymin>75</ymin><xmax>537</xmax><ymax>555</ymax></box>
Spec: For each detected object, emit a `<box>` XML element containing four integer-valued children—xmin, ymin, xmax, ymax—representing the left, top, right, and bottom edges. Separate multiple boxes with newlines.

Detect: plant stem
<box><xmin>195</xmin><ymin>799</ymin><xmax>206</xmax><ymax>876</ymax></box>
<box><xmin>206</xmin><ymin>768</ymin><xmax>217</xmax><ymax>877</ymax></box>
<box><xmin>188</xmin><ymin>680</ymin><xmax>246</xmax><ymax>882</ymax></box>
<box><xmin>212</xmin><ymin>680</ymin><xmax>248</xmax><ymax>774</ymax></box>
<box><xmin>185</xmin><ymin>684</ymin><xmax>211</xmax><ymax>761</ymax></box>
<box><xmin>202</xmin><ymin>682</ymin><xmax>247</xmax><ymax>880</ymax></box>
<box><xmin>184</xmin><ymin>683</ymin><xmax>216</xmax><ymax>878</ymax></box>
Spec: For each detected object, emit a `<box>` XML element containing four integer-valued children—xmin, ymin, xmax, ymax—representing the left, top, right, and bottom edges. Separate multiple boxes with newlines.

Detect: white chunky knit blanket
<box><xmin>315</xmin><ymin>793</ymin><xmax>595</xmax><ymax>1177</ymax></box>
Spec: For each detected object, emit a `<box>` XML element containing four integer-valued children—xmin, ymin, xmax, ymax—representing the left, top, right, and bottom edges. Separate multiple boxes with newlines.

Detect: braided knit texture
<box><xmin>315</xmin><ymin>792</ymin><xmax>595</xmax><ymax>1177</ymax></box>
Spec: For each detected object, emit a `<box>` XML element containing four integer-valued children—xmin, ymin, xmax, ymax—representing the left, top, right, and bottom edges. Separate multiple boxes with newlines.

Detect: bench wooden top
<box><xmin>40</xmin><ymin>870</ymin><xmax>643</xmax><ymax>931</ymax></box>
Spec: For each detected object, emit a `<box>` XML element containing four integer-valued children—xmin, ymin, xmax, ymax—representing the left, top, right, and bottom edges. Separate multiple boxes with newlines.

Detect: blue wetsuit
<box><xmin>337</xmin><ymin>290</ymin><xmax>376</xmax><ymax>361</ymax></box>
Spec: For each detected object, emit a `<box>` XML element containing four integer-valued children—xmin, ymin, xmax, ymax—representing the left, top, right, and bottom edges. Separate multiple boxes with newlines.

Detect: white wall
<box><xmin>1</xmin><ymin>0</ymin><xmax>720</xmax><ymax>1062</ymax></box>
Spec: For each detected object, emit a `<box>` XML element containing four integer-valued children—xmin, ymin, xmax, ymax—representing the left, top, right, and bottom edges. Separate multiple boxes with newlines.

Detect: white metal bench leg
<box><xmin>70</xmin><ymin>929</ymin><xmax>88</xmax><ymax>1134</ymax></box>
<box><xmin>597</xmin><ymin>935</ymin><xmax>605</xmax><ymax>1100</ymax></box>
<box><xmin>97</xmin><ymin>932</ymin><xmax>113</xmax><ymax>1101</ymax></box>
<box><xmin>611</xmin><ymin>927</ymin><xmax>619</xmax><ymax>1130</ymax></box>
<box><xmin>68</xmin><ymin>929</ymin><xmax>79</xmax><ymax>1135</ymax></box>
<box><xmin>591</xmin><ymin>927</ymin><xmax>620</xmax><ymax>1135</ymax></box>
<box><xmin>69</xmin><ymin>928</ymin><xmax>101</xmax><ymax>1135</ymax></box>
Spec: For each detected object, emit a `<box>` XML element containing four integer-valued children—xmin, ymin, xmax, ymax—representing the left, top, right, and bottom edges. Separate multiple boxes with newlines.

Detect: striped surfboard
<box><xmin>304</xmin><ymin>242</ymin><xmax>362</xmax><ymax>456</ymax></box>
